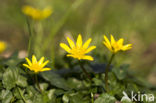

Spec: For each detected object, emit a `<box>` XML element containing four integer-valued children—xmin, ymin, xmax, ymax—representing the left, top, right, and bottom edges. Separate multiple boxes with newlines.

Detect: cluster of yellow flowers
<box><xmin>0</xmin><ymin>41</ymin><xmax>6</xmax><ymax>53</ymax></box>
<box><xmin>60</xmin><ymin>34</ymin><xmax>132</xmax><ymax>61</ymax></box>
<box><xmin>23</xmin><ymin>34</ymin><xmax>132</xmax><ymax>73</ymax></box>
<box><xmin>22</xmin><ymin>5</ymin><xmax>53</xmax><ymax>20</ymax></box>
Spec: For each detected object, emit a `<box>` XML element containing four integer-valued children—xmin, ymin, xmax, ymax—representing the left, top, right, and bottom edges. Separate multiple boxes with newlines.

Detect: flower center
<box><xmin>112</xmin><ymin>43</ymin><xmax>122</xmax><ymax>52</ymax></box>
<box><xmin>30</xmin><ymin>63</ymin><xmax>42</xmax><ymax>72</ymax></box>
<box><xmin>70</xmin><ymin>47</ymin><xmax>86</xmax><ymax>58</ymax></box>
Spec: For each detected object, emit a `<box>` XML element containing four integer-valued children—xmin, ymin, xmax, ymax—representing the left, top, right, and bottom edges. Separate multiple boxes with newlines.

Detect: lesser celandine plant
<box><xmin>23</xmin><ymin>55</ymin><xmax>51</xmax><ymax>92</ymax></box>
<box><xmin>60</xmin><ymin>34</ymin><xmax>96</xmax><ymax>80</ymax></box>
<box><xmin>103</xmin><ymin>34</ymin><xmax>132</xmax><ymax>91</ymax></box>
<box><xmin>0</xmin><ymin>41</ymin><xmax>6</xmax><ymax>53</ymax></box>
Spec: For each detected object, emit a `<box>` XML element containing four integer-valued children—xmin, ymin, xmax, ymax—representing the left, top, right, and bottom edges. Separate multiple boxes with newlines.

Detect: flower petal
<box><xmin>76</xmin><ymin>34</ymin><xmax>82</xmax><ymax>47</ymax></box>
<box><xmin>32</xmin><ymin>55</ymin><xmax>37</xmax><ymax>64</ymax></box>
<box><xmin>22</xmin><ymin>5</ymin><xmax>34</xmax><ymax>15</ymax></box>
<box><xmin>111</xmin><ymin>35</ymin><xmax>116</xmax><ymax>45</ymax></box>
<box><xmin>41</xmin><ymin>68</ymin><xmax>51</xmax><ymax>72</ymax></box>
<box><xmin>117</xmin><ymin>38</ymin><xmax>124</xmax><ymax>46</ymax></box>
<box><xmin>25</xmin><ymin>58</ymin><xmax>32</xmax><ymax>66</ymax></box>
<box><xmin>60</xmin><ymin>43</ymin><xmax>71</xmax><ymax>53</ymax></box>
<box><xmin>82</xmin><ymin>55</ymin><xmax>94</xmax><ymax>61</ymax></box>
<box><xmin>0</xmin><ymin>41</ymin><xmax>6</xmax><ymax>53</ymax></box>
<box><xmin>121</xmin><ymin>44</ymin><xmax>132</xmax><ymax>51</ymax></box>
<box><xmin>38</xmin><ymin>57</ymin><xmax>44</xmax><ymax>65</ymax></box>
<box><xmin>23</xmin><ymin>64</ymin><xmax>30</xmax><ymax>69</ymax></box>
<box><xmin>104</xmin><ymin>35</ymin><xmax>111</xmax><ymax>48</ymax></box>
<box><xmin>103</xmin><ymin>41</ymin><xmax>113</xmax><ymax>52</ymax></box>
<box><xmin>41</xmin><ymin>60</ymin><xmax>49</xmax><ymax>68</ymax></box>
<box><xmin>85</xmin><ymin>46</ymin><xmax>96</xmax><ymax>53</ymax></box>
<box><xmin>66</xmin><ymin>54</ymin><xmax>76</xmax><ymax>59</ymax></box>
<box><xmin>83</xmin><ymin>38</ymin><xmax>92</xmax><ymax>49</ymax></box>
<box><xmin>67</xmin><ymin>54</ymin><xmax>74</xmax><ymax>57</ymax></box>
<box><xmin>66</xmin><ymin>37</ymin><xmax>75</xmax><ymax>48</ymax></box>
<box><xmin>42</xmin><ymin>7</ymin><xmax>52</xmax><ymax>19</ymax></box>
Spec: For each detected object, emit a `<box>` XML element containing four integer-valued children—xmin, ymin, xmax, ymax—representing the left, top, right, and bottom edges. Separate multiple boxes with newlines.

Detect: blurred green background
<box><xmin>0</xmin><ymin>0</ymin><xmax>156</xmax><ymax>85</ymax></box>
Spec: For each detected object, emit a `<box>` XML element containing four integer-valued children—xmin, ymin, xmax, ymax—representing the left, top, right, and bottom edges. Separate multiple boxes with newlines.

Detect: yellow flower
<box><xmin>60</xmin><ymin>34</ymin><xmax>96</xmax><ymax>61</ymax></box>
<box><xmin>103</xmin><ymin>35</ymin><xmax>132</xmax><ymax>53</ymax></box>
<box><xmin>22</xmin><ymin>5</ymin><xmax>52</xmax><ymax>20</ymax></box>
<box><xmin>23</xmin><ymin>55</ymin><xmax>51</xmax><ymax>73</ymax></box>
<box><xmin>0</xmin><ymin>41</ymin><xmax>6</xmax><ymax>53</ymax></box>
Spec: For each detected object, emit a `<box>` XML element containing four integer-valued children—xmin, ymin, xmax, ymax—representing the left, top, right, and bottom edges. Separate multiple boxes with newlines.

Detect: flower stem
<box><xmin>26</xmin><ymin>18</ymin><xmax>33</xmax><ymax>57</ymax></box>
<box><xmin>35</xmin><ymin>74</ymin><xmax>42</xmax><ymax>93</ymax></box>
<box><xmin>79</xmin><ymin>60</ymin><xmax>92</xmax><ymax>80</ymax></box>
<box><xmin>105</xmin><ymin>53</ymin><xmax>115</xmax><ymax>92</ymax></box>
<box><xmin>34</xmin><ymin>21</ymin><xmax>43</xmax><ymax>57</ymax></box>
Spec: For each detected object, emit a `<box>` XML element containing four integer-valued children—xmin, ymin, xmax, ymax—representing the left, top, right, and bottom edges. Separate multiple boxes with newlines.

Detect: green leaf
<box><xmin>2</xmin><ymin>67</ymin><xmax>27</xmax><ymax>90</ymax></box>
<box><xmin>41</xmin><ymin>71</ymin><xmax>70</xmax><ymax>90</ymax></box>
<box><xmin>121</xmin><ymin>99</ymin><xmax>133</xmax><ymax>103</ymax></box>
<box><xmin>25</xmin><ymin>86</ymin><xmax>38</xmax><ymax>98</ymax></box>
<box><xmin>113</xmin><ymin>64</ymin><xmax>129</xmax><ymax>80</ymax></box>
<box><xmin>92</xmin><ymin>78</ymin><xmax>104</xmax><ymax>86</ymax></box>
<box><xmin>47</xmin><ymin>89</ymin><xmax>56</xmax><ymax>102</ymax></box>
<box><xmin>66</xmin><ymin>78</ymin><xmax>83</xmax><ymax>89</ymax></box>
<box><xmin>62</xmin><ymin>94</ymin><xmax>69</xmax><ymax>103</ymax></box>
<box><xmin>25</xmin><ymin>86</ymin><xmax>44</xmax><ymax>103</ymax></box>
<box><xmin>69</xmin><ymin>92</ymin><xmax>90</xmax><ymax>103</ymax></box>
<box><xmin>39</xmin><ymin>83</ymin><xmax>49</xmax><ymax>91</ymax></box>
<box><xmin>42</xmin><ymin>92</ymin><xmax>50</xmax><ymax>103</ymax></box>
<box><xmin>15</xmin><ymin>100</ymin><xmax>24</xmax><ymax>103</ymax></box>
<box><xmin>13</xmin><ymin>88</ymin><xmax>22</xmax><ymax>99</ymax></box>
<box><xmin>30</xmin><ymin>94</ymin><xmax>44</xmax><ymax>103</ymax></box>
<box><xmin>108</xmin><ymin>73</ymin><xmax>125</xmax><ymax>96</ymax></box>
<box><xmin>0</xmin><ymin>89</ymin><xmax>13</xmax><ymax>103</ymax></box>
<box><xmin>2</xmin><ymin>68</ymin><xmax>17</xmax><ymax>89</ymax></box>
<box><xmin>94</xmin><ymin>93</ymin><xmax>116</xmax><ymax>103</ymax></box>
<box><xmin>24</xmin><ymin>86</ymin><xmax>52</xmax><ymax>103</ymax></box>
<box><xmin>54</xmin><ymin>89</ymin><xmax>66</xmax><ymax>96</ymax></box>
<box><xmin>16</xmin><ymin>75</ymin><xmax>27</xmax><ymax>87</ymax></box>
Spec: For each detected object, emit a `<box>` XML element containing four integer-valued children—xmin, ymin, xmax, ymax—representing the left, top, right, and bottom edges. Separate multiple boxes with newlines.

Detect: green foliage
<box><xmin>2</xmin><ymin>67</ymin><xmax>27</xmax><ymax>90</ymax></box>
<box><xmin>0</xmin><ymin>90</ymin><xmax>13</xmax><ymax>103</ymax></box>
<box><xmin>94</xmin><ymin>93</ymin><xmax>116</xmax><ymax>103</ymax></box>
<box><xmin>0</xmin><ymin>54</ymin><xmax>155</xmax><ymax>103</ymax></box>
<box><xmin>41</xmin><ymin>71</ymin><xmax>70</xmax><ymax>90</ymax></box>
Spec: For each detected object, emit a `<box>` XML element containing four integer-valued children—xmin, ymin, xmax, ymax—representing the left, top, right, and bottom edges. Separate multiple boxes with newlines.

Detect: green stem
<box><xmin>35</xmin><ymin>74</ymin><xmax>42</xmax><ymax>93</ymax></box>
<box><xmin>79</xmin><ymin>60</ymin><xmax>92</xmax><ymax>80</ymax></box>
<box><xmin>105</xmin><ymin>53</ymin><xmax>115</xmax><ymax>92</ymax></box>
<box><xmin>50</xmin><ymin>43</ymin><xmax>55</xmax><ymax>66</ymax></box>
<box><xmin>34</xmin><ymin>21</ymin><xmax>43</xmax><ymax>57</ymax></box>
<box><xmin>26</xmin><ymin>18</ymin><xmax>33</xmax><ymax>57</ymax></box>
<box><xmin>17</xmin><ymin>87</ymin><xmax>27</xmax><ymax>103</ymax></box>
